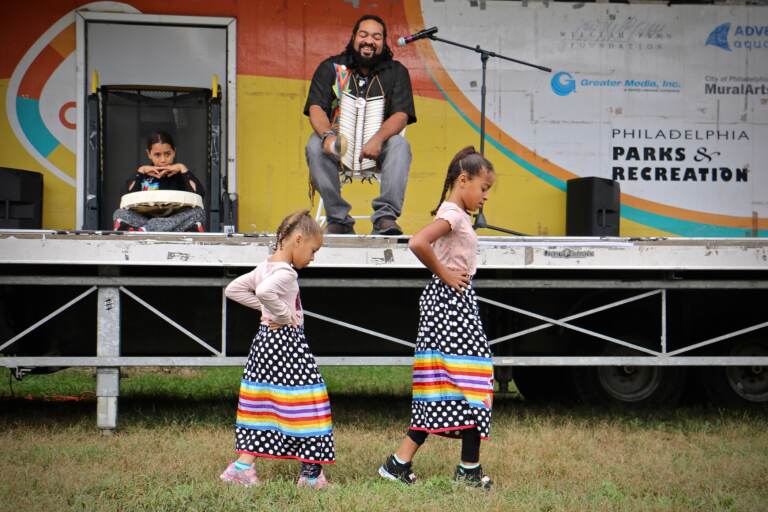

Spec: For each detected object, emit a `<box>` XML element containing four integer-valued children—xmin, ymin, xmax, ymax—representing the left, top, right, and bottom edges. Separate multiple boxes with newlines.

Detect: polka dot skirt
<box><xmin>234</xmin><ymin>325</ymin><xmax>335</xmax><ymax>463</ymax></box>
<box><xmin>410</xmin><ymin>277</ymin><xmax>493</xmax><ymax>439</ymax></box>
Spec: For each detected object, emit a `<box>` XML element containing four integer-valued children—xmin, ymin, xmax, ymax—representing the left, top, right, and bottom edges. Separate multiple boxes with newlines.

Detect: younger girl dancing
<box><xmin>220</xmin><ymin>210</ymin><xmax>334</xmax><ymax>489</ymax></box>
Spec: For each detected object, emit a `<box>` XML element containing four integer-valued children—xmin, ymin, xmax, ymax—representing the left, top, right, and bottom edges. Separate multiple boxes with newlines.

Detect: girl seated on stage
<box><xmin>113</xmin><ymin>131</ymin><xmax>206</xmax><ymax>232</ymax></box>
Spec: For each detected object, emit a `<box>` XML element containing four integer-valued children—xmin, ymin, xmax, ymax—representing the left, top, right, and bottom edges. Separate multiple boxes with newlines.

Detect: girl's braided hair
<box><xmin>430</xmin><ymin>146</ymin><xmax>494</xmax><ymax>216</ymax></box>
<box><xmin>275</xmin><ymin>209</ymin><xmax>323</xmax><ymax>250</ymax></box>
<box><xmin>146</xmin><ymin>131</ymin><xmax>175</xmax><ymax>151</ymax></box>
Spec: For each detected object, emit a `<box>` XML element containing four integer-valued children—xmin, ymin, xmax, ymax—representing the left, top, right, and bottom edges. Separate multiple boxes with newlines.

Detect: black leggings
<box><xmin>407</xmin><ymin>428</ymin><xmax>481</xmax><ymax>463</ymax></box>
<box><xmin>299</xmin><ymin>462</ymin><xmax>322</xmax><ymax>478</ymax></box>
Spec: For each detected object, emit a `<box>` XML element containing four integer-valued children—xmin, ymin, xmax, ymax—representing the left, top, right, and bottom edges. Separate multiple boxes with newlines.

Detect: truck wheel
<box><xmin>703</xmin><ymin>339</ymin><xmax>768</xmax><ymax>405</ymax></box>
<box><xmin>513</xmin><ymin>367</ymin><xmax>574</xmax><ymax>402</ymax></box>
<box><xmin>573</xmin><ymin>347</ymin><xmax>686</xmax><ymax>407</ymax></box>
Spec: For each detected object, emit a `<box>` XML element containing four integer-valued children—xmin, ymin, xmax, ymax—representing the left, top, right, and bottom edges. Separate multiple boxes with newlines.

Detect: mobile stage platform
<box><xmin>1</xmin><ymin>230</ymin><xmax>767</xmax><ymax>431</ymax></box>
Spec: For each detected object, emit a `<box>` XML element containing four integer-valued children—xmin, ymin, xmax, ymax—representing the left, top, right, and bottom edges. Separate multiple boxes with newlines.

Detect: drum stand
<box><xmin>426</xmin><ymin>33</ymin><xmax>551</xmax><ymax>236</ymax></box>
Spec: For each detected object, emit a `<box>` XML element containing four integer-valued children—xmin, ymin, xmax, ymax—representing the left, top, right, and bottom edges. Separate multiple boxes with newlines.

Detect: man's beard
<box><xmin>351</xmin><ymin>46</ymin><xmax>384</xmax><ymax>70</ymax></box>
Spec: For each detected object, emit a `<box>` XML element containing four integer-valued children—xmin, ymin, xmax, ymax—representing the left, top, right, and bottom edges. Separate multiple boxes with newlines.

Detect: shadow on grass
<box><xmin>2</xmin><ymin>390</ymin><xmax>766</xmax><ymax>432</ymax></box>
<box><xmin>0</xmin><ymin>392</ymin><xmax>417</xmax><ymax>430</ymax></box>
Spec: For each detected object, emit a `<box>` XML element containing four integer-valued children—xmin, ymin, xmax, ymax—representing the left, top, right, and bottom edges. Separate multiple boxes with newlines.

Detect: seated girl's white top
<box><xmin>225</xmin><ymin>260</ymin><xmax>303</xmax><ymax>326</ymax></box>
<box><xmin>432</xmin><ymin>201</ymin><xmax>478</xmax><ymax>276</ymax></box>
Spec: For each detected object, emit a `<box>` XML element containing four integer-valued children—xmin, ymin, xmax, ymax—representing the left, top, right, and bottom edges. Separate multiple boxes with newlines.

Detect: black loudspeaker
<box><xmin>0</xmin><ymin>168</ymin><xmax>43</xmax><ymax>229</ymax></box>
<box><xmin>566</xmin><ymin>177</ymin><xmax>620</xmax><ymax>236</ymax></box>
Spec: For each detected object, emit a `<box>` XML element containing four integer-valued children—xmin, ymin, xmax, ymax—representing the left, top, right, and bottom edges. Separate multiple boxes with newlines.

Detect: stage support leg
<box><xmin>96</xmin><ymin>286</ymin><xmax>120</xmax><ymax>434</ymax></box>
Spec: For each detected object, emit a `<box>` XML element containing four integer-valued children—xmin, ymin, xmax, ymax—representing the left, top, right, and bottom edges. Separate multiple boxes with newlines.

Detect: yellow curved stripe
<box><xmin>47</xmin><ymin>144</ymin><xmax>75</xmax><ymax>179</ymax></box>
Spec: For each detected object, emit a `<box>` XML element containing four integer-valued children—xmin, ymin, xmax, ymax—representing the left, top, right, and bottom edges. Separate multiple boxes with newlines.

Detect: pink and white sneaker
<box><xmin>220</xmin><ymin>462</ymin><xmax>260</xmax><ymax>487</ymax></box>
<box><xmin>297</xmin><ymin>470</ymin><xmax>329</xmax><ymax>490</ymax></box>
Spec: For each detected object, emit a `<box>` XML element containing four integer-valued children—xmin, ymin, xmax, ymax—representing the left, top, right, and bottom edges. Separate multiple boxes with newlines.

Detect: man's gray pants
<box><xmin>305</xmin><ymin>133</ymin><xmax>412</xmax><ymax>227</ymax></box>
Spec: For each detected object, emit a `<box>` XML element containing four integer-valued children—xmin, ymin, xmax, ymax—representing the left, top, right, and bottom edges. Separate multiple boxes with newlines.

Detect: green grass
<box><xmin>1</xmin><ymin>367</ymin><xmax>767</xmax><ymax>511</ymax></box>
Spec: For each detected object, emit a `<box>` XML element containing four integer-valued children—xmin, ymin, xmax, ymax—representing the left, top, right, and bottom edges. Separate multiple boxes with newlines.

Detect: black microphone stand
<box><xmin>427</xmin><ymin>33</ymin><xmax>551</xmax><ymax>235</ymax></box>
<box><xmin>473</xmin><ymin>209</ymin><xmax>527</xmax><ymax>236</ymax></box>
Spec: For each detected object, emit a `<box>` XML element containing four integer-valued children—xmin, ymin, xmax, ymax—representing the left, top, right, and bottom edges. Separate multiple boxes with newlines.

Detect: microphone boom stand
<box><xmin>427</xmin><ymin>34</ymin><xmax>551</xmax><ymax>235</ymax></box>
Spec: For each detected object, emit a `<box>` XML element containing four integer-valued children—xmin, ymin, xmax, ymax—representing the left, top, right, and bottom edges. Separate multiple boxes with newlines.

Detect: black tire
<box><xmin>572</xmin><ymin>346</ymin><xmax>687</xmax><ymax>407</ymax></box>
<box><xmin>702</xmin><ymin>339</ymin><xmax>768</xmax><ymax>406</ymax></box>
<box><xmin>494</xmin><ymin>367</ymin><xmax>514</xmax><ymax>394</ymax></box>
<box><xmin>513</xmin><ymin>366</ymin><xmax>574</xmax><ymax>402</ymax></box>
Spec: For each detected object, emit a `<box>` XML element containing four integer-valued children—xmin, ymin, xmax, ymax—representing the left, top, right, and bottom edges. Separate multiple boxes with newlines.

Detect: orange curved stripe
<box><xmin>49</xmin><ymin>23</ymin><xmax>75</xmax><ymax>58</ymax></box>
<box><xmin>18</xmin><ymin>44</ymin><xmax>64</xmax><ymax>99</ymax></box>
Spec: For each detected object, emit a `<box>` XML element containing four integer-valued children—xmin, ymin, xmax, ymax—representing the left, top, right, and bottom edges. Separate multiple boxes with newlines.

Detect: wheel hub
<box><xmin>726</xmin><ymin>342</ymin><xmax>768</xmax><ymax>402</ymax></box>
<box><xmin>598</xmin><ymin>365</ymin><xmax>661</xmax><ymax>402</ymax></box>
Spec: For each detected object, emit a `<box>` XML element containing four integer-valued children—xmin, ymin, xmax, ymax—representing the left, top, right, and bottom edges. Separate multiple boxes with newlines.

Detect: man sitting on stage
<box><xmin>304</xmin><ymin>14</ymin><xmax>417</xmax><ymax>235</ymax></box>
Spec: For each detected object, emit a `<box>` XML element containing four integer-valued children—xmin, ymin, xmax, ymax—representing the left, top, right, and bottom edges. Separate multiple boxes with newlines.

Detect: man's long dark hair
<box><xmin>343</xmin><ymin>14</ymin><xmax>393</xmax><ymax>69</ymax></box>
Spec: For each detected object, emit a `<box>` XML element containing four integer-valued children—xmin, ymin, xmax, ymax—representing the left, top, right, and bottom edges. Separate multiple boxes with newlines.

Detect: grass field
<box><xmin>1</xmin><ymin>366</ymin><xmax>767</xmax><ymax>512</ymax></box>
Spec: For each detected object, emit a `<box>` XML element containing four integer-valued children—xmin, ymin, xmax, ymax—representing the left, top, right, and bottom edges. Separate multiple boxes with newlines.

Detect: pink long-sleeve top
<box><xmin>224</xmin><ymin>260</ymin><xmax>303</xmax><ymax>326</ymax></box>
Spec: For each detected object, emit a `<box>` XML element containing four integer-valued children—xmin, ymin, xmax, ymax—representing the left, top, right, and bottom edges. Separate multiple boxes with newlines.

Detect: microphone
<box><xmin>397</xmin><ymin>27</ymin><xmax>438</xmax><ymax>47</ymax></box>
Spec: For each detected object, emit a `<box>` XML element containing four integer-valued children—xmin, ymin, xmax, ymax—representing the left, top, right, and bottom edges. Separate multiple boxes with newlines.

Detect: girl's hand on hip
<box><xmin>440</xmin><ymin>269</ymin><xmax>470</xmax><ymax>293</ymax></box>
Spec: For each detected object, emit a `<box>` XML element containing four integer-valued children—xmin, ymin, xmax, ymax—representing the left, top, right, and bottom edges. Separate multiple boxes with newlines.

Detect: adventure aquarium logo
<box><xmin>705</xmin><ymin>22</ymin><xmax>768</xmax><ymax>51</ymax></box>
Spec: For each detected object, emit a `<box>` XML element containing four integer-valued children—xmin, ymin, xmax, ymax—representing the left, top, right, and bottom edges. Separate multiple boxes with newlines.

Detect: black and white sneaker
<box><xmin>378</xmin><ymin>455</ymin><xmax>417</xmax><ymax>485</ymax></box>
<box><xmin>453</xmin><ymin>464</ymin><xmax>493</xmax><ymax>490</ymax></box>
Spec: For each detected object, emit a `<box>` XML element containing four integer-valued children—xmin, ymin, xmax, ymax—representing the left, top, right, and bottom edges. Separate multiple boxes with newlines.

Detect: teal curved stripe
<box><xmin>432</xmin><ymin>82</ymin><xmax>567</xmax><ymax>192</ymax></box>
<box><xmin>432</xmin><ymin>81</ymin><xmax>764</xmax><ymax>237</ymax></box>
<box><xmin>623</xmin><ymin>205</ymin><xmax>765</xmax><ymax>237</ymax></box>
<box><xmin>16</xmin><ymin>97</ymin><xmax>59</xmax><ymax>157</ymax></box>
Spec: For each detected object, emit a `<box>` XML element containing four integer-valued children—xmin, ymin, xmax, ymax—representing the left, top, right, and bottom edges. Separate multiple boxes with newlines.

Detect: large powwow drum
<box><xmin>120</xmin><ymin>190</ymin><xmax>203</xmax><ymax>217</ymax></box>
<box><xmin>337</xmin><ymin>91</ymin><xmax>384</xmax><ymax>180</ymax></box>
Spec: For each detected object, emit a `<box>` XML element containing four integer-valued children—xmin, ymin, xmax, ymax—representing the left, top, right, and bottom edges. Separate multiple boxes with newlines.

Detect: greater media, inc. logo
<box><xmin>551</xmin><ymin>71</ymin><xmax>576</xmax><ymax>96</ymax></box>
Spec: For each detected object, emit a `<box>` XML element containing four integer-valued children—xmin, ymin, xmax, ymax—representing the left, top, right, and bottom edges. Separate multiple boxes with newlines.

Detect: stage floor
<box><xmin>1</xmin><ymin>230</ymin><xmax>767</xmax><ymax>271</ymax></box>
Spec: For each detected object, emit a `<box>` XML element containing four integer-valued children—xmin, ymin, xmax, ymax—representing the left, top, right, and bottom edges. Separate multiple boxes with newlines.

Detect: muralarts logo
<box><xmin>543</xmin><ymin>248</ymin><xmax>595</xmax><ymax>259</ymax></box>
<box><xmin>551</xmin><ymin>71</ymin><xmax>576</xmax><ymax>96</ymax></box>
<box><xmin>706</xmin><ymin>22</ymin><xmax>768</xmax><ymax>51</ymax></box>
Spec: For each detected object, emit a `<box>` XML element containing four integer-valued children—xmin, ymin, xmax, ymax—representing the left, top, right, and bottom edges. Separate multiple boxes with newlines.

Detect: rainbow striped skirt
<box><xmin>410</xmin><ymin>277</ymin><xmax>494</xmax><ymax>439</ymax></box>
<box><xmin>234</xmin><ymin>324</ymin><xmax>335</xmax><ymax>463</ymax></box>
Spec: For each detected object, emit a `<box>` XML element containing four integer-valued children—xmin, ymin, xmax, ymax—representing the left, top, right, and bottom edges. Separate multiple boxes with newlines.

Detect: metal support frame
<box><xmin>209</xmin><ymin>91</ymin><xmax>222</xmax><ymax>231</ymax></box>
<box><xmin>479</xmin><ymin>287</ymin><xmax>768</xmax><ymax>363</ymax></box>
<box><xmin>96</xmin><ymin>287</ymin><xmax>120</xmax><ymax>434</ymax></box>
<box><xmin>479</xmin><ymin>291</ymin><xmax>663</xmax><ymax>356</ymax></box>
<box><xmin>3</xmin><ymin>356</ymin><xmax>768</xmax><ymax>367</ymax></box>
<box><xmin>2</xmin><ymin>276</ymin><xmax>767</xmax><ymax>367</ymax></box>
<box><xmin>3</xmin><ymin>275</ymin><xmax>768</xmax><ymax>431</ymax></box>
<box><xmin>0</xmin><ymin>286</ymin><xmax>97</xmax><ymax>353</ymax></box>
<box><xmin>482</xmin><ymin>289</ymin><xmax>661</xmax><ymax>349</ymax></box>
<box><xmin>119</xmin><ymin>286</ymin><xmax>221</xmax><ymax>356</ymax></box>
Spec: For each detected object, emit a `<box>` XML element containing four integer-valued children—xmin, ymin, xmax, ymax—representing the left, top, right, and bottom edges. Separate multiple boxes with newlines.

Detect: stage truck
<box><xmin>1</xmin><ymin>230</ymin><xmax>766</xmax><ymax>432</ymax></box>
<box><xmin>1</xmin><ymin>2</ymin><xmax>768</xmax><ymax>430</ymax></box>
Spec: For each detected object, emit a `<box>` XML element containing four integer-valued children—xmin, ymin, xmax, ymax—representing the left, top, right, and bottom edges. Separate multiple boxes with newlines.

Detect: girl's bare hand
<box><xmin>439</xmin><ymin>269</ymin><xmax>470</xmax><ymax>293</ymax></box>
<box><xmin>138</xmin><ymin>165</ymin><xmax>163</xmax><ymax>178</ymax></box>
<box><xmin>158</xmin><ymin>163</ymin><xmax>188</xmax><ymax>177</ymax></box>
<box><xmin>267</xmin><ymin>320</ymin><xmax>299</xmax><ymax>330</ymax></box>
